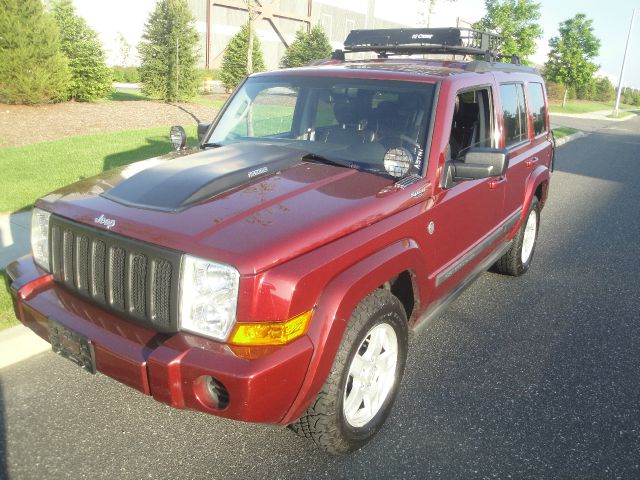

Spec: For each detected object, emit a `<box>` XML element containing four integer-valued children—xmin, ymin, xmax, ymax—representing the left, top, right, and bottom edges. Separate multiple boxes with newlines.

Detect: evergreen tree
<box><xmin>280</xmin><ymin>26</ymin><xmax>332</xmax><ymax>68</ymax></box>
<box><xmin>138</xmin><ymin>0</ymin><xmax>200</xmax><ymax>101</ymax></box>
<box><xmin>544</xmin><ymin>14</ymin><xmax>600</xmax><ymax>107</ymax></box>
<box><xmin>474</xmin><ymin>0</ymin><xmax>543</xmax><ymax>63</ymax></box>
<box><xmin>220</xmin><ymin>23</ymin><xmax>266</xmax><ymax>91</ymax></box>
<box><xmin>0</xmin><ymin>0</ymin><xmax>70</xmax><ymax>104</ymax></box>
<box><xmin>52</xmin><ymin>0</ymin><xmax>112</xmax><ymax>102</ymax></box>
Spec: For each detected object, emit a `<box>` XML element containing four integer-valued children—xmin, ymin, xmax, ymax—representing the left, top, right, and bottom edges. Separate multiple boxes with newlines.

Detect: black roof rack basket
<box><xmin>336</xmin><ymin>27</ymin><xmax>503</xmax><ymax>62</ymax></box>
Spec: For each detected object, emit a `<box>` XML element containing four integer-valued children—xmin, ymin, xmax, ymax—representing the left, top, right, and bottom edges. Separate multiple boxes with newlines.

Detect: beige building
<box><xmin>188</xmin><ymin>0</ymin><xmax>410</xmax><ymax>70</ymax></box>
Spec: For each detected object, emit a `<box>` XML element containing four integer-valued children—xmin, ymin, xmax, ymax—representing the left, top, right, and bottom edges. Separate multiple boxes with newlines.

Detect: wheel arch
<box><xmin>280</xmin><ymin>238</ymin><xmax>426</xmax><ymax>424</ymax></box>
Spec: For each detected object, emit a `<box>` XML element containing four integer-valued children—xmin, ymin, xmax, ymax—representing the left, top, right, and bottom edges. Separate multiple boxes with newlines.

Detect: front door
<box><xmin>428</xmin><ymin>87</ymin><xmax>507</xmax><ymax>295</ymax></box>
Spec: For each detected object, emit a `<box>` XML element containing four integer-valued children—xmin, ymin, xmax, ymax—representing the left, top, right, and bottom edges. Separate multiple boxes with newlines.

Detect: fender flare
<box><xmin>280</xmin><ymin>238</ymin><xmax>427</xmax><ymax>424</ymax></box>
<box><xmin>511</xmin><ymin>165</ymin><xmax>550</xmax><ymax>235</ymax></box>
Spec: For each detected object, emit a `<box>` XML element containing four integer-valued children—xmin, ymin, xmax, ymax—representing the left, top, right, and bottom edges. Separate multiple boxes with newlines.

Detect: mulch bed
<box><xmin>0</xmin><ymin>96</ymin><xmax>227</xmax><ymax>148</ymax></box>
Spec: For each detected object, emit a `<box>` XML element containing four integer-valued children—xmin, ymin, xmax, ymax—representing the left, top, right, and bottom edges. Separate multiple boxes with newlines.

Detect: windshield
<box><xmin>206</xmin><ymin>75</ymin><xmax>436</xmax><ymax>179</ymax></box>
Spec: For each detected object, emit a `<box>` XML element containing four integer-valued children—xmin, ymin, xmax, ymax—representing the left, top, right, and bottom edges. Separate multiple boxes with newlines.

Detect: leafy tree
<box><xmin>544</xmin><ymin>14</ymin><xmax>601</xmax><ymax>107</ymax></box>
<box><xmin>220</xmin><ymin>23</ymin><xmax>266</xmax><ymax>91</ymax></box>
<box><xmin>594</xmin><ymin>76</ymin><xmax>615</xmax><ymax>102</ymax></box>
<box><xmin>52</xmin><ymin>0</ymin><xmax>112</xmax><ymax>101</ymax></box>
<box><xmin>138</xmin><ymin>0</ymin><xmax>200</xmax><ymax>101</ymax></box>
<box><xmin>280</xmin><ymin>26</ymin><xmax>332</xmax><ymax>68</ymax></box>
<box><xmin>115</xmin><ymin>32</ymin><xmax>132</xmax><ymax>67</ymax></box>
<box><xmin>474</xmin><ymin>0</ymin><xmax>543</xmax><ymax>63</ymax></box>
<box><xmin>418</xmin><ymin>0</ymin><xmax>459</xmax><ymax>27</ymax></box>
<box><xmin>0</xmin><ymin>0</ymin><xmax>70</xmax><ymax>104</ymax></box>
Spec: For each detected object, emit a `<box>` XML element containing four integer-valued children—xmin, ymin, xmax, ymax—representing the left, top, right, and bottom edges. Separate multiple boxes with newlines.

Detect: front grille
<box><xmin>49</xmin><ymin>215</ymin><xmax>181</xmax><ymax>332</ymax></box>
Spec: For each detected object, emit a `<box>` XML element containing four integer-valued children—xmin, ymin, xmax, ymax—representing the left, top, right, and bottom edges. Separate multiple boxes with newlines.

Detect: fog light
<box><xmin>195</xmin><ymin>375</ymin><xmax>229</xmax><ymax>410</ymax></box>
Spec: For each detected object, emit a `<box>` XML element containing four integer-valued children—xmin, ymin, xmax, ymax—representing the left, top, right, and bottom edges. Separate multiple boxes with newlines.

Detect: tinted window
<box><xmin>499</xmin><ymin>84</ymin><xmax>528</xmax><ymax>147</ymax></box>
<box><xmin>449</xmin><ymin>88</ymin><xmax>493</xmax><ymax>159</ymax></box>
<box><xmin>528</xmin><ymin>82</ymin><xmax>547</xmax><ymax>136</ymax></box>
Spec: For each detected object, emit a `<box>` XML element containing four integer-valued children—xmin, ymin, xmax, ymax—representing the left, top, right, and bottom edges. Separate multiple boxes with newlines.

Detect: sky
<box><xmin>75</xmin><ymin>0</ymin><xmax>640</xmax><ymax>89</ymax></box>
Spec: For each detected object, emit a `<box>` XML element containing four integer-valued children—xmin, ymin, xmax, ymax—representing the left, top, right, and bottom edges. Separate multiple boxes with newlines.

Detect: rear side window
<box><xmin>527</xmin><ymin>82</ymin><xmax>547</xmax><ymax>136</ymax></box>
<box><xmin>499</xmin><ymin>84</ymin><xmax>528</xmax><ymax>147</ymax></box>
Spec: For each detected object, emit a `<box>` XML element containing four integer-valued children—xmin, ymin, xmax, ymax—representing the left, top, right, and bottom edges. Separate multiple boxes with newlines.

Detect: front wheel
<box><xmin>289</xmin><ymin>289</ymin><xmax>408</xmax><ymax>454</ymax></box>
<box><xmin>495</xmin><ymin>197</ymin><xmax>540</xmax><ymax>276</ymax></box>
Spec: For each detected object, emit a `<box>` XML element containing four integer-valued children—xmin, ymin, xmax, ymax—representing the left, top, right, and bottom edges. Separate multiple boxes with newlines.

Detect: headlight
<box><xmin>179</xmin><ymin>255</ymin><xmax>239</xmax><ymax>341</ymax></box>
<box><xmin>31</xmin><ymin>208</ymin><xmax>51</xmax><ymax>271</ymax></box>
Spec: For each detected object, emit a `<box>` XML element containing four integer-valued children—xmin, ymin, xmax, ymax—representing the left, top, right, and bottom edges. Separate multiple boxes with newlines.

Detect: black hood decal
<box><xmin>102</xmin><ymin>142</ymin><xmax>303</xmax><ymax>211</ymax></box>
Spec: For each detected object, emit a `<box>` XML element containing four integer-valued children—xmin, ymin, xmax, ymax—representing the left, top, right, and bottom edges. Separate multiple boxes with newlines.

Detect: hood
<box><xmin>102</xmin><ymin>142</ymin><xmax>303</xmax><ymax>212</ymax></box>
<box><xmin>38</xmin><ymin>144</ymin><xmax>425</xmax><ymax>274</ymax></box>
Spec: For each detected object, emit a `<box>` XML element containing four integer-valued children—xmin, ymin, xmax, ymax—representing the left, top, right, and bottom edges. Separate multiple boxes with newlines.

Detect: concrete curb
<box><xmin>550</xmin><ymin>110</ymin><xmax>637</xmax><ymax>122</ymax></box>
<box><xmin>0</xmin><ymin>324</ymin><xmax>50</xmax><ymax>370</ymax></box>
<box><xmin>555</xmin><ymin>131</ymin><xmax>586</xmax><ymax>147</ymax></box>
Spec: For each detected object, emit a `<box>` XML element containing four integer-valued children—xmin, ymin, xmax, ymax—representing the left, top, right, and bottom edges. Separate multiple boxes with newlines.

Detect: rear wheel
<box><xmin>289</xmin><ymin>289</ymin><xmax>408</xmax><ymax>454</ymax></box>
<box><xmin>495</xmin><ymin>197</ymin><xmax>540</xmax><ymax>276</ymax></box>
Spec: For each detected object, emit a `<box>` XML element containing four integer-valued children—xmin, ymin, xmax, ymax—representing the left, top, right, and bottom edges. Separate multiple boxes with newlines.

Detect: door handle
<box><xmin>525</xmin><ymin>157</ymin><xmax>539</xmax><ymax>168</ymax></box>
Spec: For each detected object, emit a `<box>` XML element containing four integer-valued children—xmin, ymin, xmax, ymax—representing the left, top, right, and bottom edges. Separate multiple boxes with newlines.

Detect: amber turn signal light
<box><xmin>228</xmin><ymin>310</ymin><xmax>313</xmax><ymax>346</ymax></box>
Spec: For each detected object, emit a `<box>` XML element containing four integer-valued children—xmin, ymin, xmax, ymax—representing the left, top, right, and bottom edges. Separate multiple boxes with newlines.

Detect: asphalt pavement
<box><xmin>1</xmin><ymin>115</ymin><xmax>639</xmax><ymax>479</ymax></box>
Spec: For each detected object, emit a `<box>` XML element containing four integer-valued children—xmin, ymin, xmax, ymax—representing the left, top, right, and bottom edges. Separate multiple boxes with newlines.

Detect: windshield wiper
<box><xmin>301</xmin><ymin>152</ymin><xmax>350</xmax><ymax>169</ymax></box>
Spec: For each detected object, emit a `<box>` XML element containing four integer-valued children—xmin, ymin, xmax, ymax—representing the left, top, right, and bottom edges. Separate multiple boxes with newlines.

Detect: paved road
<box><xmin>2</xmin><ymin>116</ymin><xmax>640</xmax><ymax>480</ymax></box>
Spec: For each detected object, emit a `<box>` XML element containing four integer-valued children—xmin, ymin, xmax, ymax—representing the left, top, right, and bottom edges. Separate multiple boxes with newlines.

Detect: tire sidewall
<box><xmin>515</xmin><ymin>198</ymin><xmax>540</xmax><ymax>274</ymax></box>
<box><xmin>337</xmin><ymin>295</ymin><xmax>408</xmax><ymax>446</ymax></box>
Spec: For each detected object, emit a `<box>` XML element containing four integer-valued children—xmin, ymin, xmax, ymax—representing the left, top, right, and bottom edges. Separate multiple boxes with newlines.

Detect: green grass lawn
<box><xmin>607</xmin><ymin>111</ymin><xmax>634</xmax><ymax>119</ymax></box>
<box><xmin>108</xmin><ymin>88</ymin><xmax>149</xmax><ymax>102</ymax></box>
<box><xmin>552</xmin><ymin>127</ymin><xmax>579</xmax><ymax>139</ymax></box>
<box><xmin>0</xmin><ymin>125</ymin><xmax>197</xmax><ymax>212</ymax></box>
<box><xmin>549</xmin><ymin>100</ymin><xmax>637</xmax><ymax>114</ymax></box>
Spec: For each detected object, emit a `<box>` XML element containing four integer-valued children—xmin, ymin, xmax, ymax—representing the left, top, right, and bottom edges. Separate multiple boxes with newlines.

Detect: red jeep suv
<box><xmin>6</xmin><ymin>28</ymin><xmax>553</xmax><ymax>454</ymax></box>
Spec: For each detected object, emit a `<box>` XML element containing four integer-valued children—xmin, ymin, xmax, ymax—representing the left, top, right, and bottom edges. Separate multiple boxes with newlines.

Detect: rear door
<box><xmin>499</xmin><ymin>82</ymin><xmax>533</xmax><ymax>219</ymax></box>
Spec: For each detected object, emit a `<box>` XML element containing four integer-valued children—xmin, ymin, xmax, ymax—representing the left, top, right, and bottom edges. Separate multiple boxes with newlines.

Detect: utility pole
<box><xmin>176</xmin><ymin>37</ymin><xmax>179</xmax><ymax>98</ymax></box>
<box><xmin>614</xmin><ymin>8</ymin><xmax>636</xmax><ymax>117</ymax></box>
<box><xmin>246</xmin><ymin>0</ymin><xmax>254</xmax><ymax>75</ymax></box>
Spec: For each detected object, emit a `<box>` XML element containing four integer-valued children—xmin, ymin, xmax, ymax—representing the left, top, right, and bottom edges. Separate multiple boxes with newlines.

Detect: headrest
<box><xmin>333</xmin><ymin>95</ymin><xmax>368</xmax><ymax>129</ymax></box>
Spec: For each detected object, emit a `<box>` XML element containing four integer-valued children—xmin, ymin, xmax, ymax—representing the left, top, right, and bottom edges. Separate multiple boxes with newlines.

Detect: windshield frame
<box><xmin>202</xmin><ymin>72</ymin><xmax>438</xmax><ymax>179</ymax></box>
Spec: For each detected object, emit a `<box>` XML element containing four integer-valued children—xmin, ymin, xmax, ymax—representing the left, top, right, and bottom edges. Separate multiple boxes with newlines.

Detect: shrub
<box><xmin>111</xmin><ymin>66</ymin><xmax>141</xmax><ymax>83</ymax></box>
<box><xmin>220</xmin><ymin>23</ymin><xmax>265</xmax><ymax>91</ymax></box>
<box><xmin>0</xmin><ymin>0</ymin><xmax>70</xmax><ymax>104</ymax></box>
<box><xmin>138</xmin><ymin>0</ymin><xmax>200</xmax><ymax>102</ymax></box>
<box><xmin>280</xmin><ymin>25</ymin><xmax>332</xmax><ymax>68</ymax></box>
<box><xmin>52</xmin><ymin>0</ymin><xmax>112</xmax><ymax>101</ymax></box>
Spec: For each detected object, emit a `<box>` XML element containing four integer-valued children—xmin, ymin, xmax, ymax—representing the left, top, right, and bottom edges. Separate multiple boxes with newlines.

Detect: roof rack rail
<box><xmin>332</xmin><ymin>27</ymin><xmax>521</xmax><ymax>65</ymax></box>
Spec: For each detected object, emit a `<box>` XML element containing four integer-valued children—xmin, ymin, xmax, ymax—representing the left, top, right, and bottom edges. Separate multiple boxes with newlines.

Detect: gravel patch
<box><xmin>0</xmin><ymin>98</ymin><xmax>225</xmax><ymax>148</ymax></box>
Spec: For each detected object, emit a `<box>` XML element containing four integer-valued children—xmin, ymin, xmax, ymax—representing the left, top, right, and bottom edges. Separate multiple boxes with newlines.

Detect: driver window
<box><xmin>449</xmin><ymin>89</ymin><xmax>493</xmax><ymax>160</ymax></box>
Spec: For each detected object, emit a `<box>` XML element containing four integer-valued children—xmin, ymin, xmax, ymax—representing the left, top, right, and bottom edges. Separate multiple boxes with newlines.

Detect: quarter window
<box><xmin>527</xmin><ymin>82</ymin><xmax>547</xmax><ymax>136</ymax></box>
<box><xmin>499</xmin><ymin>84</ymin><xmax>528</xmax><ymax>147</ymax></box>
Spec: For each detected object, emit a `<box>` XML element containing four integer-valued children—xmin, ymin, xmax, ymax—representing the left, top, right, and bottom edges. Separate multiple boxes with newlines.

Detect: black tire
<box><xmin>289</xmin><ymin>289</ymin><xmax>408</xmax><ymax>454</ymax></box>
<box><xmin>495</xmin><ymin>197</ymin><xmax>540</xmax><ymax>276</ymax></box>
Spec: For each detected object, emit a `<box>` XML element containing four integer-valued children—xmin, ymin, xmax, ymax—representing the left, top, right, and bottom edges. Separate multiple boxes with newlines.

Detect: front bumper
<box><xmin>6</xmin><ymin>256</ymin><xmax>313</xmax><ymax>424</ymax></box>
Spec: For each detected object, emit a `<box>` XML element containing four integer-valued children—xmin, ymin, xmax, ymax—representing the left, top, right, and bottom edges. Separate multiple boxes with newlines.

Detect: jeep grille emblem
<box><xmin>94</xmin><ymin>214</ymin><xmax>116</xmax><ymax>229</ymax></box>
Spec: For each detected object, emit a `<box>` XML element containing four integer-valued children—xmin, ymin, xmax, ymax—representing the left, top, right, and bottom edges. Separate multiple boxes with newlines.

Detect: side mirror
<box><xmin>451</xmin><ymin>148</ymin><xmax>509</xmax><ymax>182</ymax></box>
<box><xmin>169</xmin><ymin>125</ymin><xmax>187</xmax><ymax>151</ymax></box>
<box><xmin>198</xmin><ymin>122</ymin><xmax>211</xmax><ymax>144</ymax></box>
